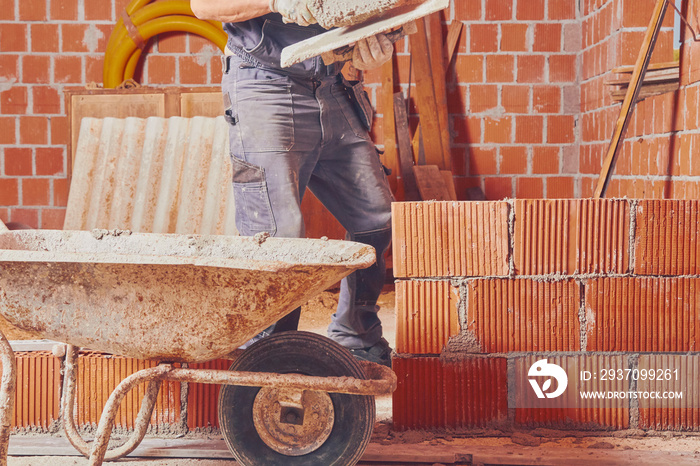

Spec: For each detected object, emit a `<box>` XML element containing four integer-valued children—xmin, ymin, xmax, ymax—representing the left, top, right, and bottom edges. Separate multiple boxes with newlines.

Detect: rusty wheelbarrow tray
<box><xmin>0</xmin><ymin>224</ymin><xmax>396</xmax><ymax>466</ymax></box>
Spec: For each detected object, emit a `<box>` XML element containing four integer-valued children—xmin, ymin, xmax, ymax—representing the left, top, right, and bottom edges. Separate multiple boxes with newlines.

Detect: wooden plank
<box><xmin>440</xmin><ymin>169</ymin><xmax>458</xmax><ymax>200</ymax></box>
<box><xmin>411</xmin><ymin>20</ymin><xmax>462</xmax><ymax>164</ymax></box>
<box><xmin>426</xmin><ymin>11</ymin><xmax>451</xmax><ymax>170</ymax></box>
<box><xmin>610</xmin><ymin>82</ymin><xmax>680</xmax><ymax>101</ymax></box>
<box><xmin>413</xmin><ymin>164</ymin><xmax>452</xmax><ymax>201</ymax></box>
<box><xmin>611</xmin><ymin>60</ymin><xmax>679</xmax><ymax>73</ymax></box>
<box><xmin>380</xmin><ymin>54</ymin><xmax>399</xmax><ymax>194</ymax></box>
<box><xmin>593</xmin><ymin>0</ymin><xmax>669</xmax><ymax>198</ymax></box>
<box><xmin>394</xmin><ymin>92</ymin><xmax>420</xmax><ymax>201</ymax></box>
<box><xmin>443</xmin><ymin>21</ymin><xmax>464</xmax><ymax>68</ymax></box>
<box><xmin>409</xmin><ymin>18</ymin><xmax>447</xmax><ymax>169</ymax></box>
<box><xmin>181</xmin><ymin>92</ymin><xmax>224</xmax><ymax>118</ymax></box>
<box><xmin>605</xmin><ymin>68</ymin><xmax>679</xmax><ymax>85</ymax></box>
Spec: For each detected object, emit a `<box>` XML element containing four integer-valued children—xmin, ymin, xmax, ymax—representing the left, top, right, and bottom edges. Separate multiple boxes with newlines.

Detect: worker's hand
<box><xmin>352</xmin><ymin>34</ymin><xmax>394</xmax><ymax>70</ymax></box>
<box><xmin>269</xmin><ymin>0</ymin><xmax>316</xmax><ymax>26</ymax></box>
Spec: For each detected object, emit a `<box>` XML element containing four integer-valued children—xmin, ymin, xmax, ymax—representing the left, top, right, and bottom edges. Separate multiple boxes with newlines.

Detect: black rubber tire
<box><xmin>218</xmin><ymin>331</ymin><xmax>375</xmax><ymax>466</ymax></box>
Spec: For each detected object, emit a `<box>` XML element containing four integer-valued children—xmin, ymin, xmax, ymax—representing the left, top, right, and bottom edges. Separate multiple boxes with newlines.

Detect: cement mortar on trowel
<box><xmin>309</xmin><ymin>0</ymin><xmax>424</xmax><ymax>28</ymax></box>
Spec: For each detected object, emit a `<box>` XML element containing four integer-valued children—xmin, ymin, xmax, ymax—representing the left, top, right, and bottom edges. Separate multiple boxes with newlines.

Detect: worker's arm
<box><xmin>191</xmin><ymin>0</ymin><xmax>315</xmax><ymax>26</ymax></box>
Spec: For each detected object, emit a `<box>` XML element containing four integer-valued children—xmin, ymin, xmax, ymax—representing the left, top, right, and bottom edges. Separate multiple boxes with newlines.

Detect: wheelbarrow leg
<box><xmin>88</xmin><ymin>364</ymin><xmax>172</xmax><ymax>466</ymax></box>
<box><xmin>0</xmin><ymin>331</ymin><xmax>15</xmax><ymax>466</ymax></box>
<box><xmin>61</xmin><ymin>346</ymin><xmax>171</xmax><ymax>464</ymax></box>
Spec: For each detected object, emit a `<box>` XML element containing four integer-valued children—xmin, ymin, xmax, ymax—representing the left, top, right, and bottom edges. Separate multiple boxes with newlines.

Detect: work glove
<box><xmin>269</xmin><ymin>0</ymin><xmax>316</xmax><ymax>26</ymax></box>
<box><xmin>352</xmin><ymin>33</ymin><xmax>394</xmax><ymax>70</ymax></box>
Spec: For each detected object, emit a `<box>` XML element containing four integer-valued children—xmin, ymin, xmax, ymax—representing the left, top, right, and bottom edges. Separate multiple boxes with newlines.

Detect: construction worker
<box><xmin>191</xmin><ymin>0</ymin><xmax>395</xmax><ymax>367</ymax></box>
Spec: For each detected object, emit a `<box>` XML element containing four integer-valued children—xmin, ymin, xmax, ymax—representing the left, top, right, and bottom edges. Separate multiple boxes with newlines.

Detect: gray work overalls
<box><xmin>222</xmin><ymin>14</ymin><xmax>393</xmax><ymax>349</ymax></box>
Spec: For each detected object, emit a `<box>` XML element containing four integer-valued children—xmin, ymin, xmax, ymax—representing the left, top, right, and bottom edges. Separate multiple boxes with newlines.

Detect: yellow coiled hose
<box><xmin>103</xmin><ymin>0</ymin><xmax>227</xmax><ymax>88</ymax></box>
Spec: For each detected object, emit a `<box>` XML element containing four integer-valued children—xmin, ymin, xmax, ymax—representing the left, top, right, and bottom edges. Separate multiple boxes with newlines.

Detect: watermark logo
<box><xmin>528</xmin><ymin>359</ymin><xmax>568</xmax><ymax>399</ymax></box>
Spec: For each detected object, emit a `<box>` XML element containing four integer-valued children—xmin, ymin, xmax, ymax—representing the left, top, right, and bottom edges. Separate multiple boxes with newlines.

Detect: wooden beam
<box><xmin>408</xmin><ymin>17</ymin><xmax>448</xmax><ymax>169</ymax></box>
<box><xmin>413</xmin><ymin>165</ymin><xmax>453</xmax><ymax>201</ymax></box>
<box><xmin>380</xmin><ymin>54</ymin><xmax>399</xmax><ymax>194</ymax></box>
<box><xmin>394</xmin><ymin>92</ymin><xmax>421</xmax><ymax>200</ymax></box>
<box><xmin>410</xmin><ymin>20</ymin><xmax>462</xmax><ymax>167</ymax></box>
<box><xmin>593</xmin><ymin>0</ymin><xmax>669</xmax><ymax>198</ymax></box>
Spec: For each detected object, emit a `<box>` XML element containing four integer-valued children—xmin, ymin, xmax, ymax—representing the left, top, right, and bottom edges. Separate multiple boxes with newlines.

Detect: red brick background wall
<box><xmin>1</xmin><ymin>0</ymin><xmax>698</xmax><ymax>228</ymax></box>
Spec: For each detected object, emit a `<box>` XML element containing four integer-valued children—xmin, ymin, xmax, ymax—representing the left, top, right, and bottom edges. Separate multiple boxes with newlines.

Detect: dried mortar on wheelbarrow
<box><xmin>0</xmin><ymin>229</ymin><xmax>375</xmax><ymax>363</ymax></box>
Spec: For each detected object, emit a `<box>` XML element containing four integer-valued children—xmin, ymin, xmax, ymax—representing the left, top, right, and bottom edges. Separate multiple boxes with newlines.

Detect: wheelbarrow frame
<box><xmin>0</xmin><ymin>337</ymin><xmax>395</xmax><ymax>466</ymax></box>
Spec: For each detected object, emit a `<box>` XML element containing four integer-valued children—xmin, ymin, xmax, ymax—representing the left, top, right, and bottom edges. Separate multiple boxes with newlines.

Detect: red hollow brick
<box><xmin>9</xmin><ymin>208</ymin><xmax>38</xmax><ymax>228</ymax></box>
<box><xmin>179</xmin><ymin>56</ymin><xmax>208</xmax><ymax>85</ymax></box>
<box><xmin>634</xmin><ymin>200</ymin><xmax>700</xmax><ymax>276</ymax></box>
<box><xmin>500</xmin><ymin>23</ymin><xmax>529</xmax><ymax>52</ymax></box>
<box><xmin>54</xmin><ymin>56</ymin><xmax>83</xmax><ymax>84</ymax></box>
<box><xmin>534</xmin><ymin>23</ymin><xmax>562</xmax><ymax>52</ymax></box>
<box><xmin>516</xmin><ymin>0</ymin><xmax>544</xmax><ymax>20</ymax></box>
<box><xmin>514</xmin><ymin>199</ymin><xmax>630</xmax><ymax>275</ymax></box>
<box><xmin>515</xmin><ymin>115</ymin><xmax>544</xmax><ymax>144</ymax></box>
<box><xmin>499</xmin><ymin>146</ymin><xmax>527</xmax><ymax>174</ymax></box>
<box><xmin>516</xmin><ymin>177</ymin><xmax>544</xmax><ymax>198</ymax></box>
<box><xmin>469</xmin><ymin>147</ymin><xmax>498</xmax><ymax>174</ymax></box>
<box><xmin>187</xmin><ymin>359</ymin><xmax>230</xmax><ymax>429</ymax></box>
<box><xmin>50</xmin><ymin>0</ymin><xmax>78</xmax><ymax>20</ymax></box>
<box><xmin>41</xmin><ymin>208</ymin><xmax>67</xmax><ymax>230</ymax></box>
<box><xmin>483</xmin><ymin>117</ymin><xmax>512</xmax><ymax>145</ymax></box>
<box><xmin>454</xmin><ymin>0</ymin><xmax>481</xmax><ymax>21</ymax></box>
<box><xmin>0</xmin><ymin>24</ymin><xmax>27</xmax><ymax>52</ymax></box>
<box><xmin>4</xmin><ymin>148</ymin><xmax>33</xmax><ymax>176</ymax></box>
<box><xmin>532</xmin><ymin>146</ymin><xmax>560</xmax><ymax>174</ymax></box>
<box><xmin>0</xmin><ymin>85</ymin><xmax>28</xmax><ymax>115</ymax></box>
<box><xmin>0</xmin><ymin>117</ymin><xmax>16</xmax><ymax>144</ymax></box>
<box><xmin>483</xmin><ymin>177</ymin><xmax>512</xmax><ymax>200</ymax></box>
<box><xmin>466</xmin><ymin>278</ymin><xmax>581</xmax><ymax>352</ymax></box>
<box><xmin>585</xmin><ymin>277</ymin><xmax>700</xmax><ymax>352</ymax></box>
<box><xmin>35</xmin><ymin>148</ymin><xmax>65</xmax><ymax>176</ymax></box>
<box><xmin>469</xmin><ymin>84</ymin><xmax>499</xmax><ymax>113</ymax></box>
<box><xmin>547</xmin><ymin>176</ymin><xmax>575</xmax><ymax>198</ymax></box>
<box><xmin>502</xmin><ymin>85</ymin><xmax>530</xmax><ymax>113</ymax></box>
<box><xmin>470</xmin><ymin>24</ymin><xmax>499</xmax><ymax>53</ymax></box>
<box><xmin>392</xmin><ymin>356</ymin><xmax>508</xmax><ymax>431</ymax></box>
<box><xmin>19</xmin><ymin>116</ymin><xmax>48</xmax><ymax>145</ymax></box>
<box><xmin>517</xmin><ymin>55</ymin><xmax>546</xmax><ymax>83</ymax></box>
<box><xmin>19</xmin><ymin>0</ymin><xmax>47</xmax><ymax>22</ymax></box>
<box><xmin>391</xmin><ymin>201</ymin><xmax>510</xmax><ymax>278</ymax></box>
<box><xmin>533</xmin><ymin>86</ymin><xmax>562</xmax><ymax>113</ymax></box>
<box><xmin>32</xmin><ymin>86</ymin><xmax>61</xmax><ymax>115</ymax></box>
<box><xmin>30</xmin><ymin>24</ymin><xmax>59</xmax><ymax>53</ymax></box>
<box><xmin>395</xmin><ymin>280</ymin><xmax>460</xmax><ymax>354</ymax></box>
<box><xmin>485</xmin><ymin>54</ymin><xmax>514</xmax><ymax>83</ymax></box>
<box><xmin>515</xmin><ymin>355</ymin><xmax>630</xmax><ymax>429</ymax></box>
<box><xmin>21</xmin><ymin>55</ymin><xmax>50</xmax><ymax>84</ymax></box>
<box><xmin>0</xmin><ymin>178</ymin><xmax>19</xmax><ymax>206</ymax></box>
<box><xmin>485</xmin><ymin>0</ymin><xmax>512</xmax><ymax>21</ymax></box>
<box><xmin>548</xmin><ymin>0</ymin><xmax>577</xmax><ymax>20</ymax></box>
<box><xmin>454</xmin><ymin>55</ymin><xmax>484</xmax><ymax>83</ymax></box>
<box><xmin>22</xmin><ymin>178</ymin><xmax>51</xmax><ymax>206</ymax></box>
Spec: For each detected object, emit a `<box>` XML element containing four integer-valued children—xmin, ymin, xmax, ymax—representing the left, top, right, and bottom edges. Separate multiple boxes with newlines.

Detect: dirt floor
<box><xmin>6</xmin><ymin>287</ymin><xmax>700</xmax><ymax>465</ymax></box>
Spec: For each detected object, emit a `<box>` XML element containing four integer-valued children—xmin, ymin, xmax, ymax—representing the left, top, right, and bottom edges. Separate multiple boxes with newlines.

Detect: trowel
<box><xmin>280</xmin><ymin>0</ymin><xmax>450</xmax><ymax>68</ymax></box>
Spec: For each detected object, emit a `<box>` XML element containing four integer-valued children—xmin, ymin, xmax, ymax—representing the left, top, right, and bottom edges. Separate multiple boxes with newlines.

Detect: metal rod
<box><xmin>88</xmin><ymin>365</ymin><xmax>172</xmax><ymax>466</ymax></box>
<box><xmin>162</xmin><ymin>364</ymin><xmax>396</xmax><ymax>396</ymax></box>
<box><xmin>0</xmin><ymin>330</ymin><xmax>16</xmax><ymax>466</ymax></box>
<box><xmin>61</xmin><ymin>345</ymin><xmax>91</xmax><ymax>456</ymax></box>
<box><xmin>593</xmin><ymin>0</ymin><xmax>669</xmax><ymax>198</ymax></box>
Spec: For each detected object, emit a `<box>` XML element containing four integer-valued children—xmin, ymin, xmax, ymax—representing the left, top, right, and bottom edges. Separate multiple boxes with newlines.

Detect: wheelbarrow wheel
<box><xmin>218</xmin><ymin>331</ymin><xmax>375</xmax><ymax>466</ymax></box>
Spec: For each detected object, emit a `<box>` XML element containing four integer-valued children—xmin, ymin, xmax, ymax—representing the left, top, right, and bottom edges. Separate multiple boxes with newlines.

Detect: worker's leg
<box><xmin>222</xmin><ymin>57</ymin><xmax>323</xmax><ymax>340</ymax></box>
<box><xmin>308</xmin><ymin>78</ymin><xmax>394</xmax><ymax>359</ymax></box>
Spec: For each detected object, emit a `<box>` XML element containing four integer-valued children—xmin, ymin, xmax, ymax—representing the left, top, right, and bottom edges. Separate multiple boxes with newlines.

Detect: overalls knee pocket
<box><xmin>230</xmin><ymin>156</ymin><xmax>277</xmax><ymax>236</ymax></box>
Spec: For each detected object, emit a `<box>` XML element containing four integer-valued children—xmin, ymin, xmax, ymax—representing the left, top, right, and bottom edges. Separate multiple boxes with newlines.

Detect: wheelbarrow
<box><xmin>0</xmin><ymin>221</ymin><xmax>396</xmax><ymax>465</ymax></box>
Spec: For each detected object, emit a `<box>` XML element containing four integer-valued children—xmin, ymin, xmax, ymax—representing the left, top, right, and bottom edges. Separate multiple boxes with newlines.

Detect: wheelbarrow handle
<box><xmin>321</xmin><ymin>21</ymin><xmax>418</xmax><ymax>66</ymax></box>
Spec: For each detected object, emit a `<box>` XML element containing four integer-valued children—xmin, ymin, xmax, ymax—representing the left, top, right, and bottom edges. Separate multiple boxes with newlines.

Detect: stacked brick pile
<box><xmin>392</xmin><ymin>198</ymin><xmax>700</xmax><ymax>432</ymax></box>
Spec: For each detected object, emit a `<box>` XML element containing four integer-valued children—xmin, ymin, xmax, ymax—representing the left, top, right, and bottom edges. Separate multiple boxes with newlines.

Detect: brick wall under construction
<box><xmin>392</xmin><ymin>198</ymin><xmax>700</xmax><ymax>432</ymax></box>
